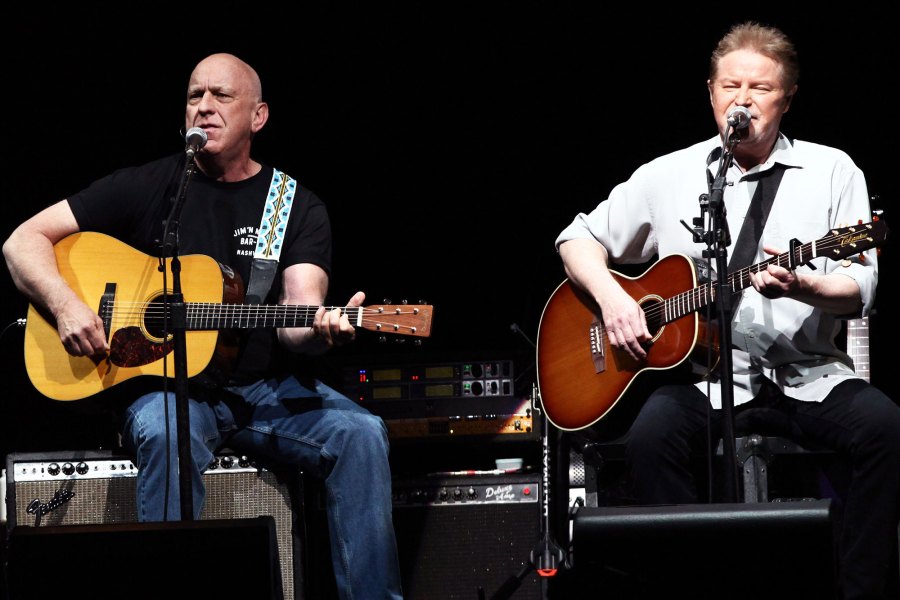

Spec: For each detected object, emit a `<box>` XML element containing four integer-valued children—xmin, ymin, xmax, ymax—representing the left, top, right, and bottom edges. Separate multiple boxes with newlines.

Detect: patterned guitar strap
<box><xmin>245</xmin><ymin>168</ymin><xmax>298</xmax><ymax>303</ymax></box>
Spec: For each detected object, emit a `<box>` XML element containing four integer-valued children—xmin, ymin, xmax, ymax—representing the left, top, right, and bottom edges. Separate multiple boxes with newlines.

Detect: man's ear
<box><xmin>252</xmin><ymin>102</ymin><xmax>269</xmax><ymax>133</ymax></box>
<box><xmin>783</xmin><ymin>84</ymin><xmax>798</xmax><ymax>113</ymax></box>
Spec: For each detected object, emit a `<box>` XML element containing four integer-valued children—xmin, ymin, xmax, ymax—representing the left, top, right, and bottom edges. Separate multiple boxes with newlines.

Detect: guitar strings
<box><xmin>95</xmin><ymin>304</ymin><xmax>426</xmax><ymax>333</ymax></box>
<box><xmin>638</xmin><ymin>228</ymin><xmax>869</xmax><ymax>326</ymax></box>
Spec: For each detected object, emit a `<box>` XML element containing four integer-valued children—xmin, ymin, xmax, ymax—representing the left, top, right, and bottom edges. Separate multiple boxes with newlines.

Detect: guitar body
<box><xmin>24</xmin><ymin>232</ymin><xmax>234</xmax><ymax>401</ymax></box>
<box><xmin>536</xmin><ymin>220</ymin><xmax>888</xmax><ymax>431</ymax></box>
<box><xmin>536</xmin><ymin>254</ymin><xmax>716</xmax><ymax>431</ymax></box>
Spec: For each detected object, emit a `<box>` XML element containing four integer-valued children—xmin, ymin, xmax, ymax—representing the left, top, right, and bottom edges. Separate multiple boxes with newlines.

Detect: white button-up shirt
<box><xmin>557</xmin><ymin>133</ymin><xmax>879</xmax><ymax>408</ymax></box>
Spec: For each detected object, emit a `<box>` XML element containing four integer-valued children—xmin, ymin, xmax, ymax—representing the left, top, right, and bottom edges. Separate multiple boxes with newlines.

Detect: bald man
<box><xmin>4</xmin><ymin>53</ymin><xmax>403</xmax><ymax>599</ymax></box>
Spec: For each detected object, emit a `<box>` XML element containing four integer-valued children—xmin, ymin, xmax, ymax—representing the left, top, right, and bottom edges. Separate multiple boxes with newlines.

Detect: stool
<box><xmin>723</xmin><ymin>434</ymin><xmax>840</xmax><ymax>503</ymax></box>
<box><xmin>572</xmin><ymin>432</ymin><xmax>841</xmax><ymax>507</ymax></box>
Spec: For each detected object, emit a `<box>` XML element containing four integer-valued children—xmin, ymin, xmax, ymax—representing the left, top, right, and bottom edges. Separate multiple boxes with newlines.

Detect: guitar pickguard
<box><xmin>109</xmin><ymin>327</ymin><xmax>173</xmax><ymax>367</ymax></box>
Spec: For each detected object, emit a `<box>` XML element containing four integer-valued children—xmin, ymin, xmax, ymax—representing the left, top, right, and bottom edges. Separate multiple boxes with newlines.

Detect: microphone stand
<box><xmin>681</xmin><ymin>129</ymin><xmax>742</xmax><ymax>503</ymax></box>
<box><xmin>158</xmin><ymin>149</ymin><xmax>200</xmax><ymax>520</ymax></box>
<box><xmin>482</xmin><ymin>326</ymin><xmax>567</xmax><ymax>600</ymax></box>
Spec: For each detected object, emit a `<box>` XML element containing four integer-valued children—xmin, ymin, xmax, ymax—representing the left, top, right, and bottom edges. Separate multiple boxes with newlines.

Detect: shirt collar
<box><xmin>705</xmin><ymin>132</ymin><xmax>800</xmax><ymax>178</ymax></box>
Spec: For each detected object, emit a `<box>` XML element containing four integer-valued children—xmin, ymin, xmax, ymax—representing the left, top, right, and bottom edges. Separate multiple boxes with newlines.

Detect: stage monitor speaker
<box><xmin>562</xmin><ymin>500</ymin><xmax>838</xmax><ymax>600</ymax></box>
<box><xmin>305</xmin><ymin>472</ymin><xmax>545</xmax><ymax>599</ymax></box>
<box><xmin>5</xmin><ymin>517</ymin><xmax>281</xmax><ymax>600</ymax></box>
<box><xmin>5</xmin><ymin>450</ymin><xmax>303</xmax><ymax>600</ymax></box>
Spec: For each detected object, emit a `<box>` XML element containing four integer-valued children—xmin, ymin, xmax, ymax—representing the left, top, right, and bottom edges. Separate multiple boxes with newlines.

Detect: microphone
<box><xmin>726</xmin><ymin>107</ymin><xmax>751</xmax><ymax>129</ymax></box>
<box><xmin>184</xmin><ymin>127</ymin><xmax>208</xmax><ymax>159</ymax></box>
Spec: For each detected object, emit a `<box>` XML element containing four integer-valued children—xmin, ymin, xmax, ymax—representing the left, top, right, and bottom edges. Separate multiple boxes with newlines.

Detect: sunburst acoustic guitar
<box><xmin>536</xmin><ymin>220</ymin><xmax>888</xmax><ymax>431</ymax></box>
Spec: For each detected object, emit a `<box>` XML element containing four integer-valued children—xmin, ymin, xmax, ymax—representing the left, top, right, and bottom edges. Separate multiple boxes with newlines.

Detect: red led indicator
<box><xmin>523</xmin><ymin>487</ymin><xmax>531</xmax><ymax>495</ymax></box>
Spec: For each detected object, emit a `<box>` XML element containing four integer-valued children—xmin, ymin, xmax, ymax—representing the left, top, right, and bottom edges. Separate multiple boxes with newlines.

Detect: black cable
<box><xmin>0</xmin><ymin>319</ymin><xmax>26</xmax><ymax>341</ymax></box>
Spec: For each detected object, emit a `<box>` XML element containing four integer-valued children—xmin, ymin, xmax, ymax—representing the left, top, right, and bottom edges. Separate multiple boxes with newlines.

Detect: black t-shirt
<box><xmin>67</xmin><ymin>153</ymin><xmax>332</xmax><ymax>385</ymax></box>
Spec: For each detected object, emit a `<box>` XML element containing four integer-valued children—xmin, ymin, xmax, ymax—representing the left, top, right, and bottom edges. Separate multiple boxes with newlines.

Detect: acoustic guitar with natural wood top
<box><xmin>24</xmin><ymin>231</ymin><xmax>434</xmax><ymax>401</ymax></box>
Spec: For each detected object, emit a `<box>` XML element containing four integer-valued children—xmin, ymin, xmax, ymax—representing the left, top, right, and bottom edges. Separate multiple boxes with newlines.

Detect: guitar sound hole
<box><xmin>143</xmin><ymin>295</ymin><xmax>172</xmax><ymax>341</ymax></box>
<box><xmin>642</xmin><ymin>298</ymin><xmax>664</xmax><ymax>337</ymax></box>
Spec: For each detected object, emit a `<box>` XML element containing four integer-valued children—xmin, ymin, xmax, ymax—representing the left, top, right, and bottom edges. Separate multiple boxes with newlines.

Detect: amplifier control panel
<box><xmin>392</xmin><ymin>474</ymin><xmax>540</xmax><ymax>506</ymax></box>
<box><xmin>341</xmin><ymin>360</ymin><xmax>536</xmax><ymax>440</ymax></box>
<box><xmin>344</xmin><ymin>360</ymin><xmax>515</xmax><ymax>403</ymax></box>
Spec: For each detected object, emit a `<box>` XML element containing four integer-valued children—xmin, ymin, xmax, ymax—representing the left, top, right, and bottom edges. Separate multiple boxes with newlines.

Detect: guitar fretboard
<box><xmin>655</xmin><ymin>221</ymin><xmax>882</xmax><ymax>326</ymax></box>
<box><xmin>659</xmin><ymin>240</ymin><xmax>817</xmax><ymax>324</ymax></box>
<box><xmin>846</xmin><ymin>317</ymin><xmax>870</xmax><ymax>382</ymax></box>
<box><xmin>186</xmin><ymin>304</ymin><xmax>359</xmax><ymax>330</ymax></box>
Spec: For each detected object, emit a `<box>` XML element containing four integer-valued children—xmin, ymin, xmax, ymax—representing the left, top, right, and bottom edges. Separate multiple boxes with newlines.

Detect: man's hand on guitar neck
<box><xmin>751</xmin><ymin>242</ymin><xmax>864</xmax><ymax>314</ymax></box>
<box><xmin>749</xmin><ymin>244</ymin><xmax>799</xmax><ymax>300</ymax></box>
<box><xmin>314</xmin><ymin>290</ymin><xmax>366</xmax><ymax>349</ymax></box>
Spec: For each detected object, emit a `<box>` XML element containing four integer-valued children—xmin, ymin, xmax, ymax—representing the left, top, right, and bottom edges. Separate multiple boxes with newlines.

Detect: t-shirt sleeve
<box><xmin>66</xmin><ymin>156</ymin><xmax>178</xmax><ymax>247</ymax></box>
<box><xmin>278</xmin><ymin>187</ymin><xmax>333</xmax><ymax>277</ymax></box>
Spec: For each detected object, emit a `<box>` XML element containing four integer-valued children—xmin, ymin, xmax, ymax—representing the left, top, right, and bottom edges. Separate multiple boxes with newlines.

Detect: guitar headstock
<box><xmin>821</xmin><ymin>219</ymin><xmax>890</xmax><ymax>262</ymax></box>
<box><xmin>359</xmin><ymin>303</ymin><xmax>434</xmax><ymax>338</ymax></box>
<box><xmin>840</xmin><ymin>209</ymin><xmax>886</xmax><ymax>266</ymax></box>
<box><xmin>870</xmin><ymin>208</ymin><xmax>885</xmax><ymax>258</ymax></box>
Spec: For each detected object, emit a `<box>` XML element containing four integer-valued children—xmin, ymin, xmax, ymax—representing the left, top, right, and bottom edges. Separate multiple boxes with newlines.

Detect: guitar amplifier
<box><xmin>304</xmin><ymin>472</ymin><xmax>544</xmax><ymax>599</ymax></box>
<box><xmin>5</xmin><ymin>450</ymin><xmax>303</xmax><ymax>600</ymax></box>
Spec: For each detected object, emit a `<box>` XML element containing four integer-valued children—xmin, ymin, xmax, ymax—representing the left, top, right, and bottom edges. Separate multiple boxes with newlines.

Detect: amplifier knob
<box><xmin>221</xmin><ymin>456</ymin><xmax>235</xmax><ymax>468</ymax></box>
<box><xmin>47</xmin><ymin>463</ymin><xmax>60</xmax><ymax>476</ymax></box>
<box><xmin>76</xmin><ymin>462</ymin><xmax>89</xmax><ymax>475</ymax></box>
<box><xmin>452</xmin><ymin>487</ymin><xmax>462</xmax><ymax>500</ymax></box>
<box><xmin>439</xmin><ymin>488</ymin><xmax>449</xmax><ymax>501</ymax></box>
<box><xmin>467</xmin><ymin>486</ymin><xmax>477</xmax><ymax>500</ymax></box>
<box><xmin>62</xmin><ymin>463</ymin><xmax>75</xmax><ymax>476</ymax></box>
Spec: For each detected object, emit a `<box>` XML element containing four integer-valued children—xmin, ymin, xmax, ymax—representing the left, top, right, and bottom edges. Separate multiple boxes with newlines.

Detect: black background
<box><xmin>1</xmin><ymin>4</ymin><xmax>896</xmax><ymax>459</ymax></box>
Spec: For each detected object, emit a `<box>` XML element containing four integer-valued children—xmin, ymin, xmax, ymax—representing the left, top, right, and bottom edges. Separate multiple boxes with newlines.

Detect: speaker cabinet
<box><xmin>6</xmin><ymin>517</ymin><xmax>281</xmax><ymax>599</ymax></box>
<box><xmin>306</xmin><ymin>473</ymin><xmax>544</xmax><ymax>599</ymax></box>
<box><xmin>5</xmin><ymin>450</ymin><xmax>302</xmax><ymax>600</ymax></box>
<box><xmin>560</xmin><ymin>500</ymin><xmax>838</xmax><ymax>600</ymax></box>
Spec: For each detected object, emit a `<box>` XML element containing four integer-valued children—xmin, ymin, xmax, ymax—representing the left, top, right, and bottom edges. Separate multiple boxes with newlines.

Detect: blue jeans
<box><xmin>121</xmin><ymin>376</ymin><xmax>404</xmax><ymax>600</ymax></box>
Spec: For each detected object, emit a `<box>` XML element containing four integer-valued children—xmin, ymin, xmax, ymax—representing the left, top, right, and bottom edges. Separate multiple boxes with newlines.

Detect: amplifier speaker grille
<box><xmin>5</xmin><ymin>450</ymin><xmax>301</xmax><ymax>600</ymax></box>
<box><xmin>305</xmin><ymin>473</ymin><xmax>544</xmax><ymax>600</ymax></box>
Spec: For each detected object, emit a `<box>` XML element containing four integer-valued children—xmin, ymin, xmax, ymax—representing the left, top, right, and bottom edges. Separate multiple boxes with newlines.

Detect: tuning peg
<box><xmin>418</xmin><ymin>299</ymin><xmax>427</xmax><ymax>305</ymax></box>
<box><xmin>383</xmin><ymin>298</ymin><xmax>391</xmax><ymax>305</ymax></box>
<box><xmin>401</xmin><ymin>299</ymin><xmax>408</xmax><ymax>305</ymax></box>
<box><xmin>378</xmin><ymin>335</ymin><xmax>387</xmax><ymax>343</ymax></box>
<box><xmin>414</xmin><ymin>339</ymin><xmax>423</xmax><ymax>347</ymax></box>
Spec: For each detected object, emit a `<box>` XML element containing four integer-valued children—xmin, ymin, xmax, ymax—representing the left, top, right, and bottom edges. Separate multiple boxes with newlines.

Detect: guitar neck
<box><xmin>181</xmin><ymin>302</ymin><xmax>433</xmax><ymax>338</ymax></box>
<box><xmin>186</xmin><ymin>303</ymin><xmax>353</xmax><ymax>330</ymax></box>
<box><xmin>657</xmin><ymin>220</ymin><xmax>884</xmax><ymax>325</ymax></box>
<box><xmin>846</xmin><ymin>317</ymin><xmax>870</xmax><ymax>382</ymax></box>
<box><xmin>659</xmin><ymin>243</ymin><xmax>814</xmax><ymax>325</ymax></box>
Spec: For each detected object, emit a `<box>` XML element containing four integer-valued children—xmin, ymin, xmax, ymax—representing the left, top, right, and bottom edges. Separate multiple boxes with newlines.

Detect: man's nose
<box><xmin>197</xmin><ymin>91</ymin><xmax>215</xmax><ymax>112</ymax></box>
<box><xmin>733</xmin><ymin>85</ymin><xmax>753</xmax><ymax>106</ymax></box>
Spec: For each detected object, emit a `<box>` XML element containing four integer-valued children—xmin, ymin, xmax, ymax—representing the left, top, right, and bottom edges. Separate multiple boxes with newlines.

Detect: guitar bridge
<box><xmin>590</xmin><ymin>320</ymin><xmax>606</xmax><ymax>374</ymax></box>
<box><xmin>99</xmin><ymin>282</ymin><xmax>116</xmax><ymax>339</ymax></box>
